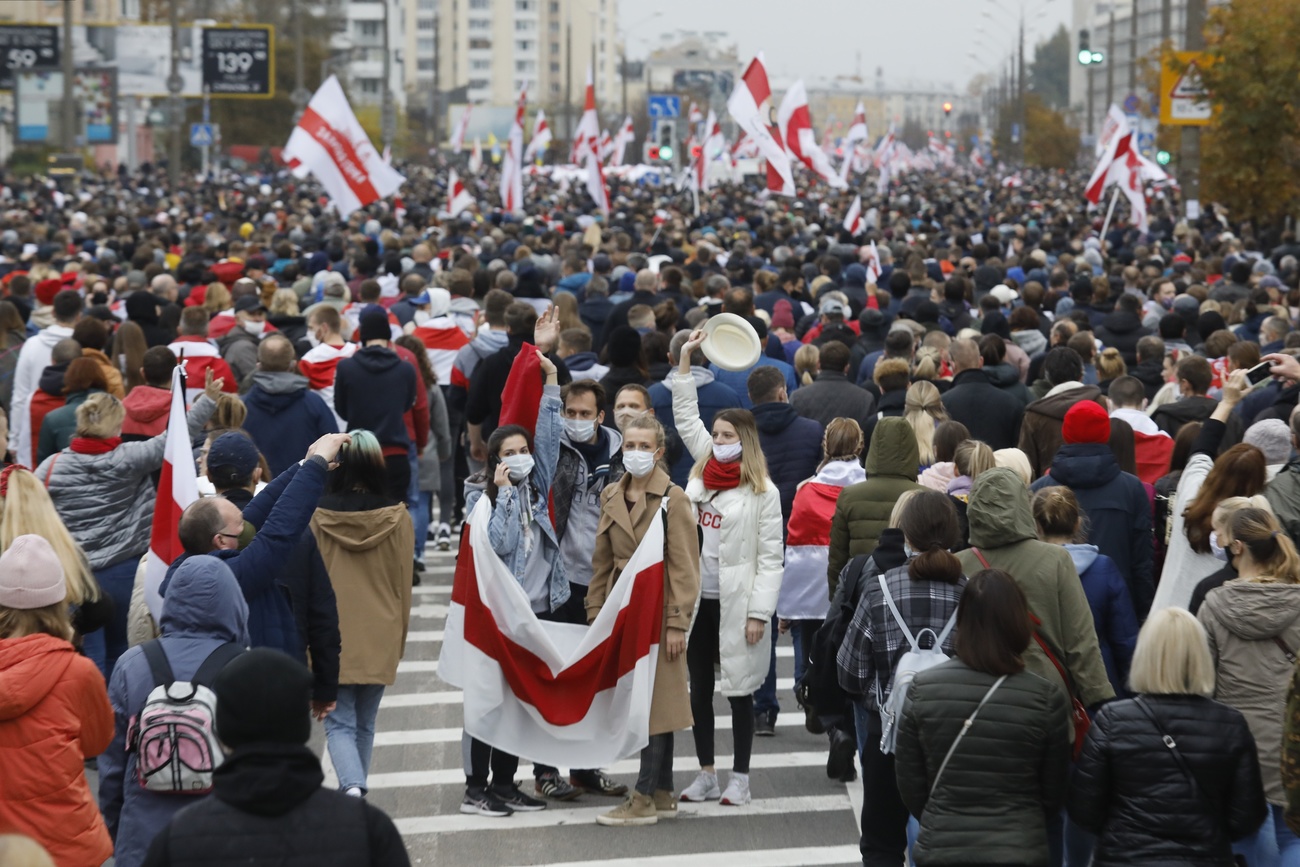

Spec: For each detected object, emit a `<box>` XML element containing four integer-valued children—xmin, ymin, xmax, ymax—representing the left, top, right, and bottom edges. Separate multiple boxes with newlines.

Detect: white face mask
<box><xmin>1210</xmin><ymin>530</ymin><xmax>1230</xmax><ymax>562</ymax></box>
<box><xmin>614</xmin><ymin>408</ymin><xmax>645</xmax><ymax>431</ymax></box>
<box><xmin>713</xmin><ymin>442</ymin><xmax>742</xmax><ymax>462</ymax></box>
<box><xmin>501</xmin><ymin>453</ymin><xmax>535</xmax><ymax>482</ymax></box>
<box><xmin>412</xmin><ymin>309</ymin><xmax>431</xmax><ymax>326</ymax></box>
<box><xmin>305</xmin><ymin>331</ymin><xmax>321</xmax><ymax>348</ymax></box>
<box><xmin>563</xmin><ymin>418</ymin><xmax>597</xmax><ymax>442</ymax></box>
<box><xmin>623</xmin><ymin>450</ymin><xmax>658</xmax><ymax>477</ymax></box>
<box><xmin>243</xmin><ymin>320</ymin><xmax>265</xmax><ymax>336</ymax></box>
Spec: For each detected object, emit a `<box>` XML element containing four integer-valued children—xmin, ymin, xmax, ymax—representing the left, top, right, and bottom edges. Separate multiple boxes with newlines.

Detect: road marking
<box><xmin>374</xmin><ymin>712</ymin><xmax>811</xmax><ymax>746</ymax></box>
<box><xmin>379</xmin><ymin>689</ymin><xmax>463</xmax><ymax>708</ymax></box>
<box><xmin>396</xmin><ymin>794</ymin><xmax>851</xmax><ymax>836</ymax></box>
<box><xmin>501</xmin><ymin>845</ymin><xmax>863</xmax><ymax>867</ymax></box>
<box><xmin>406</xmin><ymin>630</ymin><xmax>444</xmax><ymax>642</ymax></box>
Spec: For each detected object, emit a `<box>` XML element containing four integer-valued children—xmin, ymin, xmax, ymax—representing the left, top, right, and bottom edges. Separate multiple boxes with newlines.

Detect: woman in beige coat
<box><xmin>1198</xmin><ymin>506</ymin><xmax>1300</xmax><ymax>864</ymax></box>
<box><xmin>587</xmin><ymin>414</ymin><xmax>700</xmax><ymax>826</ymax></box>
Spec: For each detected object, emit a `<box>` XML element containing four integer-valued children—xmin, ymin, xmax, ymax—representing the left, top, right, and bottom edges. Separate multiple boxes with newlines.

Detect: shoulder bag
<box><xmin>929</xmin><ymin>675</ymin><xmax>1008</xmax><ymax>796</ymax></box>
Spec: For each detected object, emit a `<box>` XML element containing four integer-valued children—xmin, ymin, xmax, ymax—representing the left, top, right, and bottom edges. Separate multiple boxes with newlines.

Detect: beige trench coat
<box><xmin>587</xmin><ymin>467</ymin><xmax>700</xmax><ymax>735</ymax></box>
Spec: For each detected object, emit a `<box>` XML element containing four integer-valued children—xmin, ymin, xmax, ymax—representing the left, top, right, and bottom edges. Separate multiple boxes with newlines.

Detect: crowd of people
<box><xmin>1</xmin><ymin>151</ymin><xmax>1300</xmax><ymax>867</ymax></box>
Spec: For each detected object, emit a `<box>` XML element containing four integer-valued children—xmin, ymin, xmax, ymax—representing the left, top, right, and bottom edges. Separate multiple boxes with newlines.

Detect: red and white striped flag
<box><xmin>144</xmin><ymin>365</ymin><xmax>200</xmax><ymax>621</ymax></box>
<box><xmin>450</xmin><ymin>103</ymin><xmax>473</xmax><ymax>152</ymax></box>
<box><xmin>524</xmin><ymin>108</ymin><xmax>552</xmax><ymax>161</ymax></box>
<box><xmin>500</xmin><ymin>87</ymin><xmax>526</xmax><ymax>214</ymax></box>
<box><xmin>439</xmin><ymin>495</ymin><xmax>666</xmax><ymax>767</ymax></box>
<box><xmin>447</xmin><ymin>168</ymin><xmax>475</xmax><ymax>216</ymax></box>
<box><xmin>574</xmin><ymin>67</ymin><xmax>609</xmax><ymax>216</ymax></box>
<box><xmin>598</xmin><ymin>129</ymin><xmax>614</xmax><ymax>163</ymax></box>
<box><xmin>283</xmin><ymin>76</ymin><xmax>405</xmax><ymax>219</ymax></box>
<box><xmin>864</xmin><ymin>240</ymin><xmax>883</xmax><ymax>285</ymax></box>
<box><xmin>843</xmin><ymin>194</ymin><xmax>864</xmax><ymax>237</ymax></box>
<box><xmin>469</xmin><ymin>137</ymin><xmax>483</xmax><ymax>174</ymax></box>
<box><xmin>610</xmin><ymin>115</ymin><xmax>634</xmax><ymax>167</ymax></box>
<box><xmin>727</xmin><ymin>53</ymin><xmax>794</xmax><ymax>196</ymax></box>
<box><xmin>777</xmin><ymin>80</ymin><xmax>847</xmax><ymax>189</ymax></box>
<box><xmin>839</xmin><ymin>101</ymin><xmax>868</xmax><ymax>183</ymax></box>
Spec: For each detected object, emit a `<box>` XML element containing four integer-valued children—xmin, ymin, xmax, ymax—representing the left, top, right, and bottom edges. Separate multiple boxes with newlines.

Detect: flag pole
<box><xmin>692</xmin><ymin>170</ymin><xmax>700</xmax><ymax>218</ymax></box>
<box><xmin>1099</xmin><ymin>187</ymin><xmax>1121</xmax><ymax>240</ymax></box>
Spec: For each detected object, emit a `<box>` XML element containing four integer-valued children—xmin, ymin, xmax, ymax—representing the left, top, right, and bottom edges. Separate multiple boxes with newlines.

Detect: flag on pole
<box><xmin>439</xmin><ymin>494</ymin><xmax>666</xmax><ymax>768</ymax></box>
<box><xmin>524</xmin><ymin>108</ymin><xmax>552</xmax><ymax>161</ymax></box>
<box><xmin>1086</xmin><ymin>110</ymin><xmax>1133</xmax><ymax>203</ymax></box>
<box><xmin>447</xmin><ymin>168</ymin><xmax>475</xmax><ymax>216</ymax></box>
<box><xmin>598</xmin><ymin>129</ymin><xmax>614</xmax><ymax>162</ymax></box>
<box><xmin>1096</xmin><ymin>104</ymin><xmax>1128</xmax><ymax>158</ymax></box>
<box><xmin>843</xmin><ymin>194</ymin><xmax>864</xmax><ymax>237</ymax></box>
<box><xmin>469</xmin><ymin>137</ymin><xmax>483</xmax><ymax>174</ymax></box>
<box><xmin>574</xmin><ymin>67</ymin><xmax>609</xmax><ymax>216</ymax></box>
<box><xmin>727</xmin><ymin>53</ymin><xmax>795</xmax><ymax>196</ymax></box>
<box><xmin>144</xmin><ymin>365</ymin><xmax>200</xmax><ymax>621</ymax></box>
<box><xmin>838</xmin><ymin>101</ymin><xmax>869</xmax><ymax>183</ymax></box>
<box><xmin>450</xmin><ymin>103</ymin><xmax>474</xmax><ymax>152</ymax></box>
<box><xmin>499</xmin><ymin>87</ymin><xmax>526</xmax><ymax>214</ymax></box>
<box><xmin>863</xmin><ymin>240</ymin><xmax>883</xmax><ymax>285</ymax></box>
<box><xmin>283</xmin><ymin>76</ymin><xmax>405</xmax><ymax>219</ymax></box>
<box><xmin>777</xmin><ymin>80</ymin><xmax>847</xmax><ymax>189</ymax></box>
<box><xmin>610</xmin><ymin>115</ymin><xmax>635</xmax><ymax>167</ymax></box>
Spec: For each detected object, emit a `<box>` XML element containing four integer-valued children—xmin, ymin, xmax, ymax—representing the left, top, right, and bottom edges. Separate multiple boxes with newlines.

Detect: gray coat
<box><xmin>789</xmin><ymin>370</ymin><xmax>877</xmax><ymax>432</ymax></box>
<box><xmin>37</xmin><ymin>395</ymin><xmax>215</xmax><ymax>570</ymax></box>
<box><xmin>416</xmin><ymin>384</ymin><xmax>453</xmax><ymax>492</ymax></box>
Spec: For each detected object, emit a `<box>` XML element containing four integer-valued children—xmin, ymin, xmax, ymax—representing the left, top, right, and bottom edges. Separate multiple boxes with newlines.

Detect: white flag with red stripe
<box><xmin>727</xmin><ymin>53</ymin><xmax>794</xmax><ymax>196</ymax></box>
<box><xmin>469</xmin><ymin>137</ymin><xmax>483</xmax><ymax>174</ymax></box>
<box><xmin>283</xmin><ymin>76</ymin><xmax>405</xmax><ymax>219</ymax></box>
<box><xmin>144</xmin><ymin>365</ymin><xmax>200</xmax><ymax>621</ymax></box>
<box><xmin>610</xmin><ymin>115</ymin><xmax>635</xmax><ymax>167</ymax></box>
<box><xmin>843</xmin><ymin>194</ymin><xmax>864</xmax><ymax>237</ymax></box>
<box><xmin>439</xmin><ymin>495</ymin><xmax>665</xmax><ymax>767</ymax></box>
<box><xmin>838</xmin><ymin>101</ymin><xmax>869</xmax><ymax>183</ymax></box>
<box><xmin>524</xmin><ymin>108</ymin><xmax>552</xmax><ymax>161</ymax></box>
<box><xmin>450</xmin><ymin>103</ymin><xmax>474</xmax><ymax>152</ymax></box>
<box><xmin>447</xmin><ymin>168</ymin><xmax>475</xmax><ymax>216</ymax></box>
<box><xmin>574</xmin><ymin>68</ymin><xmax>609</xmax><ymax>216</ymax></box>
<box><xmin>864</xmin><ymin>240</ymin><xmax>883</xmax><ymax>285</ymax></box>
<box><xmin>499</xmin><ymin>87</ymin><xmax>526</xmax><ymax>215</ymax></box>
<box><xmin>777</xmin><ymin>80</ymin><xmax>846</xmax><ymax>189</ymax></box>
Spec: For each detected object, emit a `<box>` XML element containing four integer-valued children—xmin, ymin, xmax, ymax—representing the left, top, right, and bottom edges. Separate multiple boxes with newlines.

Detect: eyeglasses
<box><xmin>216</xmin><ymin>532</ymin><xmax>241</xmax><ymax>542</ymax></box>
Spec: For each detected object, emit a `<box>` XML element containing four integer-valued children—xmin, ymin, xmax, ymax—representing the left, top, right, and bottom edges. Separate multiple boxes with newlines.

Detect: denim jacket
<box><xmin>464</xmin><ymin>384</ymin><xmax>569</xmax><ymax>613</ymax></box>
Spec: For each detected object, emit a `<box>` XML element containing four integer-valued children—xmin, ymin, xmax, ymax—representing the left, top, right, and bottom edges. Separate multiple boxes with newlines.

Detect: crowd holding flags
<box><xmin>1085</xmin><ymin>103</ymin><xmax>1170</xmax><ymax>233</ymax></box>
<box><xmin>776</xmin><ymin>80</ymin><xmax>847</xmax><ymax>189</ymax></box>
<box><xmin>611</xmin><ymin>116</ymin><xmax>635</xmax><ymax>168</ymax></box>
<box><xmin>726</xmin><ymin>53</ymin><xmax>796</xmax><ymax>196</ymax></box>
<box><xmin>498</xmin><ymin>87</ymin><xmax>527</xmax><ymax>215</ymax></box>
<box><xmin>449</xmin><ymin>103</ymin><xmax>473</xmax><ymax>153</ymax></box>
<box><xmin>574</xmin><ymin>67</ymin><xmax>610</xmax><ymax>217</ymax></box>
<box><xmin>838</xmin><ymin>101</ymin><xmax>869</xmax><ymax>184</ymax></box>
<box><xmin>524</xmin><ymin>108</ymin><xmax>552</xmax><ymax>161</ymax></box>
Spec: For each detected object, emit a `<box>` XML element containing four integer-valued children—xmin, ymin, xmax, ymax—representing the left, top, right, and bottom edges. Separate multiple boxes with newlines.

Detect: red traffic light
<box><xmin>647</xmin><ymin>145</ymin><xmax>660</xmax><ymax>161</ymax></box>
<box><xmin>691</xmin><ymin>145</ymin><xmax>702</xmax><ymax>159</ymax></box>
<box><xmin>943</xmin><ymin>101</ymin><xmax>953</xmax><ymax>115</ymax></box>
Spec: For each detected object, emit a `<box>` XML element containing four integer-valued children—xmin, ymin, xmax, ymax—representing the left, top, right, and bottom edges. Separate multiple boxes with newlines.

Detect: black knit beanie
<box><xmin>213</xmin><ymin>648</ymin><xmax>313</xmax><ymax>747</ymax></box>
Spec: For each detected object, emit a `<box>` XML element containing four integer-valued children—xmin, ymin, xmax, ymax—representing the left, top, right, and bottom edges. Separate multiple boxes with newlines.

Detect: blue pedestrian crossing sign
<box><xmin>189</xmin><ymin>123</ymin><xmax>214</xmax><ymax>147</ymax></box>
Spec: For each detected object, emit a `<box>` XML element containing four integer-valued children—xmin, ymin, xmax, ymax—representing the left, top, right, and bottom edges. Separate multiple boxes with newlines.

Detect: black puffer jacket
<box><xmin>1067</xmin><ymin>694</ymin><xmax>1267</xmax><ymax>866</ymax></box>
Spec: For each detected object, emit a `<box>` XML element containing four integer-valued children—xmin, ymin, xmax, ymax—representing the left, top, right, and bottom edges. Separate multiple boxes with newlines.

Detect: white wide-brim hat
<box><xmin>701</xmin><ymin>313</ymin><xmax>761</xmax><ymax>372</ymax></box>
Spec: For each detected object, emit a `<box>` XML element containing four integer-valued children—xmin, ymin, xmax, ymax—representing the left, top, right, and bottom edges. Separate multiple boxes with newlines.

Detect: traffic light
<box><xmin>655</xmin><ymin>119</ymin><xmax>676</xmax><ymax>163</ymax></box>
<box><xmin>942</xmin><ymin>102</ymin><xmax>953</xmax><ymax>116</ymax></box>
<box><xmin>647</xmin><ymin>145</ymin><xmax>661</xmax><ymax>161</ymax></box>
<box><xmin>1156</xmin><ymin>150</ymin><xmax>1172</xmax><ymax>166</ymax></box>
<box><xmin>1078</xmin><ymin>30</ymin><xmax>1092</xmax><ymax>64</ymax></box>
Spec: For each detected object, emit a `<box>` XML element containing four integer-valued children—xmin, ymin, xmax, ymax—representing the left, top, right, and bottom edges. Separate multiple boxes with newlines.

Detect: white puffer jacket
<box><xmin>674</xmin><ymin>373</ymin><xmax>784</xmax><ymax>696</ymax></box>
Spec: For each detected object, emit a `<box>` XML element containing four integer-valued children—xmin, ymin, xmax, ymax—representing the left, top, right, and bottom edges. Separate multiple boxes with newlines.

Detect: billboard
<box><xmin>15</xmin><ymin>68</ymin><xmax>119</xmax><ymax>144</ymax></box>
<box><xmin>200</xmin><ymin>27</ymin><xmax>273</xmax><ymax>97</ymax></box>
<box><xmin>0</xmin><ymin>24</ymin><xmax>59</xmax><ymax>90</ymax></box>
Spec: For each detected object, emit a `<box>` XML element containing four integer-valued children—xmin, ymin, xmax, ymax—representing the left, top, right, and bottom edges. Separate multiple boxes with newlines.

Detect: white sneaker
<box><xmin>435</xmin><ymin>523</ymin><xmax>452</xmax><ymax>551</ymax></box>
<box><xmin>719</xmin><ymin>772</ymin><xmax>751</xmax><ymax>806</ymax></box>
<box><xmin>678</xmin><ymin>770</ymin><xmax>720</xmax><ymax>802</ymax></box>
<box><xmin>343</xmin><ymin>786</ymin><xmax>364</xmax><ymax>798</ymax></box>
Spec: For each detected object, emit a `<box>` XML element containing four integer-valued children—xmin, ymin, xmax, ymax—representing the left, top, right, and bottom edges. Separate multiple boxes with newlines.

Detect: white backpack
<box><xmin>876</xmin><ymin>573</ymin><xmax>957</xmax><ymax>754</ymax></box>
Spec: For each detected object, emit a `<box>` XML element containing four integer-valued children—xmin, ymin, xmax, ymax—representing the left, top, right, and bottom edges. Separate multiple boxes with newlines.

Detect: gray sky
<box><xmin>621</xmin><ymin>0</ymin><xmax>1072</xmax><ymax>93</ymax></box>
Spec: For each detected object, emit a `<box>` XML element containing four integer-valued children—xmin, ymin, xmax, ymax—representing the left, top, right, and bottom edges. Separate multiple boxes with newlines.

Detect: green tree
<box><xmin>1195</xmin><ymin>0</ymin><xmax>1300</xmax><ymax>226</ymax></box>
<box><xmin>1029</xmin><ymin>25</ymin><xmax>1071</xmax><ymax>111</ymax></box>
<box><xmin>1024</xmin><ymin>93</ymin><xmax>1079</xmax><ymax>169</ymax></box>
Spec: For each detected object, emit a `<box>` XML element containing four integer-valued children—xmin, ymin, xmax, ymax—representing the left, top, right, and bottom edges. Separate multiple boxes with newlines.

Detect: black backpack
<box><xmin>795</xmin><ymin>553</ymin><xmax>875</xmax><ymax>732</ymax></box>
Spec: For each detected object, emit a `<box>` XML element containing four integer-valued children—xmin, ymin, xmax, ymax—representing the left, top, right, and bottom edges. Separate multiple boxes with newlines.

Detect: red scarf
<box><xmin>70</xmin><ymin>437</ymin><xmax>121</xmax><ymax>455</ymax></box>
<box><xmin>702</xmin><ymin>457</ymin><xmax>742</xmax><ymax>491</ymax></box>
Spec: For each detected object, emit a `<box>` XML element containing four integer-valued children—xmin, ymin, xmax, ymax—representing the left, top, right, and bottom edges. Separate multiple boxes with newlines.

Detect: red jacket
<box><xmin>167</xmin><ymin>337</ymin><xmax>239</xmax><ymax>402</ymax></box>
<box><xmin>121</xmin><ymin>383</ymin><xmax>172</xmax><ymax>438</ymax></box>
<box><xmin>28</xmin><ymin>389</ymin><xmax>64</xmax><ymax>470</ymax></box>
<box><xmin>0</xmin><ymin>633</ymin><xmax>114</xmax><ymax>867</ymax></box>
<box><xmin>393</xmin><ymin>343</ymin><xmax>429</xmax><ymax>453</ymax></box>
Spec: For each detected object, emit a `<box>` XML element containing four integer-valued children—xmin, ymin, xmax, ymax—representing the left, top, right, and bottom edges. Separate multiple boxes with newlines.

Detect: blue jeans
<box><xmin>324</xmin><ymin>684</ymin><xmax>386</xmax><ymax>792</ymax></box>
<box><xmin>753</xmin><ymin>614</ymin><xmax>780</xmax><ymax>717</ymax></box>
<box><xmin>94</xmin><ymin>558</ymin><xmax>139</xmax><ymax>682</ymax></box>
<box><xmin>1235</xmin><ymin>803</ymin><xmax>1300</xmax><ymax>867</ymax></box>
<box><xmin>412</xmin><ymin>490</ymin><xmax>432</xmax><ymax>559</ymax></box>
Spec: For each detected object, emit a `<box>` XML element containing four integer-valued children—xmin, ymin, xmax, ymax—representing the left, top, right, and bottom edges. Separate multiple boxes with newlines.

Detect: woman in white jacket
<box><xmin>672</xmin><ymin>329</ymin><xmax>784</xmax><ymax>808</ymax></box>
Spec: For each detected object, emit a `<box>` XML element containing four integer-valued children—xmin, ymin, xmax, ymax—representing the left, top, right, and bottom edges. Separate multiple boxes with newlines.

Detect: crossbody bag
<box><xmin>930</xmin><ymin>675</ymin><xmax>1008</xmax><ymax>796</ymax></box>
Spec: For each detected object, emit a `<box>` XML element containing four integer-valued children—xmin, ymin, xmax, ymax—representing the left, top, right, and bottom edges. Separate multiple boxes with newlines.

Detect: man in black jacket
<box><xmin>1095</xmin><ymin>293</ymin><xmax>1152</xmax><ymax>367</ymax></box>
<box><xmin>941</xmin><ymin>338</ymin><xmax>1024</xmax><ymax>450</ymax></box>
<box><xmin>143</xmin><ymin>649</ymin><xmax>409</xmax><ymax>867</ymax></box>
<box><xmin>790</xmin><ymin>340</ymin><xmax>876</xmax><ymax>431</ymax></box>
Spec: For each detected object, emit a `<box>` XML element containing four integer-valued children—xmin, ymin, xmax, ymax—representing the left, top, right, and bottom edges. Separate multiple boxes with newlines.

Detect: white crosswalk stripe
<box><xmin>354</xmin><ymin>537</ymin><xmax>862</xmax><ymax>865</ymax></box>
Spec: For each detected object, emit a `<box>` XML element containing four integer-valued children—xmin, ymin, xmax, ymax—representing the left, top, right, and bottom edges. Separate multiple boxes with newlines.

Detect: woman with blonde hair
<box><xmin>794</xmin><ymin>343</ymin><xmax>819</xmax><ymax>387</ymax></box>
<box><xmin>904</xmin><ymin>380</ymin><xmax>948</xmax><ymax>469</ymax></box>
<box><xmin>1096</xmin><ymin>347</ymin><xmax>1127</xmax><ymax>394</ymax></box>
<box><xmin>1070</xmin><ymin>608</ymin><xmax>1266</xmax><ymax>864</ymax></box>
<box><xmin>673</xmin><ymin>328</ymin><xmax>783</xmax><ymax>807</ymax></box>
<box><xmin>1188</xmin><ymin>494</ymin><xmax>1271</xmax><ymax>615</ymax></box>
<box><xmin>202</xmin><ymin>282</ymin><xmax>231</xmax><ymax>318</ymax></box>
<box><xmin>912</xmin><ymin>346</ymin><xmax>944</xmax><ymax>384</ymax></box>
<box><xmin>1198</xmin><ymin>506</ymin><xmax>1300</xmax><ymax>864</ymax></box>
<box><xmin>553</xmin><ymin>290</ymin><xmax>584</xmax><ymax>334</ymax></box>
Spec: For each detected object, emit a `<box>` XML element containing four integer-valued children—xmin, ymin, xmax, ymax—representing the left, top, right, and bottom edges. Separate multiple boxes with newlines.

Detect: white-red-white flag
<box><xmin>144</xmin><ymin>365</ymin><xmax>200</xmax><ymax>621</ymax></box>
<box><xmin>439</xmin><ymin>495</ymin><xmax>666</xmax><ymax>767</ymax></box>
<box><xmin>598</xmin><ymin>129</ymin><xmax>614</xmax><ymax>162</ymax></box>
<box><xmin>610</xmin><ymin>115</ymin><xmax>635</xmax><ymax>167</ymax></box>
<box><xmin>863</xmin><ymin>240</ymin><xmax>883</xmax><ymax>285</ymax></box>
<box><xmin>727</xmin><ymin>53</ymin><xmax>795</xmax><ymax>196</ymax></box>
<box><xmin>1096</xmin><ymin>104</ymin><xmax>1127</xmax><ymax>158</ymax></box>
<box><xmin>838</xmin><ymin>101</ymin><xmax>869</xmax><ymax>183</ymax></box>
<box><xmin>574</xmin><ymin>68</ymin><xmax>609</xmax><ymax>216</ymax></box>
<box><xmin>524</xmin><ymin>108</ymin><xmax>552</xmax><ymax>161</ymax></box>
<box><xmin>447</xmin><ymin>168</ymin><xmax>475</xmax><ymax>216</ymax></box>
<box><xmin>1086</xmin><ymin>110</ymin><xmax>1132</xmax><ymax>203</ymax></box>
<box><xmin>843</xmin><ymin>194</ymin><xmax>864</xmax><ymax>237</ymax></box>
<box><xmin>469</xmin><ymin>137</ymin><xmax>483</xmax><ymax>174</ymax></box>
<box><xmin>450</xmin><ymin>103</ymin><xmax>474</xmax><ymax>152</ymax></box>
<box><xmin>283</xmin><ymin>76</ymin><xmax>405</xmax><ymax>219</ymax></box>
<box><xmin>777</xmin><ymin>80</ymin><xmax>847</xmax><ymax>189</ymax></box>
<box><xmin>499</xmin><ymin>87</ymin><xmax>526</xmax><ymax>214</ymax></box>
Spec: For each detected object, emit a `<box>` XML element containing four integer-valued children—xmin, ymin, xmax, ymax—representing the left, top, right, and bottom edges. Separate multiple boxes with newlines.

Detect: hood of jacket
<box><xmin>1027</xmin><ymin>385</ymin><xmax>1102</xmax><ymax>421</ymax></box>
<box><xmin>1202</xmin><ymin>580</ymin><xmax>1300</xmax><ymax>640</ymax></box>
<box><xmin>813</xmin><ymin>458</ymin><xmax>866</xmax><ymax>487</ymax></box>
<box><xmin>1064</xmin><ymin>542</ymin><xmax>1099</xmax><ymax>575</ymax></box>
<box><xmin>37</xmin><ymin>360</ymin><xmax>70</xmax><ymax>396</ymax></box>
<box><xmin>665</xmin><ymin>366</ymin><xmax>716</xmax><ymax>389</ymax></box>
<box><xmin>565</xmin><ymin>351</ymin><xmax>602</xmax><ymax>372</ymax></box>
<box><xmin>1158</xmin><ymin>395</ymin><xmax>1217</xmax><ymax>423</ymax></box>
<box><xmin>967</xmin><ymin>466</ymin><xmax>1038</xmax><ymax>548</ymax></box>
<box><xmin>470</xmin><ymin>329</ymin><xmax>509</xmax><ymax>356</ymax></box>
<box><xmin>0</xmin><ymin>632</ymin><xmax>75</xmax><ymax>721</ymax></box>
<box><xmin>984</xmin><ymin>362</ymin><xmax>1023</xmax><ymax>388</ymax></box>
<box><xmin>866</xmin><ymin>416</ymin><xmax>920</xmax><ymax>479</ymax></box>
<box><xmin>159</xmin><ymin>554</ymin><xmax>250</xmax><ymax>644</ymax></box>
<box><xmin>124</xmin><ymin>385</ymin><xmax>172</xmax><ymax>425</ymax></box>
<box><xmin>1011</xmin><ymin>329</ymin><xmax>1048</xmax><ymax>356</ymax></box>
<box><xmin>1048</xmin><ymin>443</ymin><xmax>1121</xmax><ymax>489</ymax></box>
<box><xmin>312</xmin><ymin>500</ymin><xmax>409</xmax><ymax>552</ymax></box>
<box><xmin>1101</xmin><ymin>309</ymin><xmax>1144</xmax><ymax>336</ymax></box>
<box><xmin>213</xmin><ymin>743</ymin><xmax>325</xmax><ymax>816</ymax></box>
<box><xmin>33</xmin><ymin>323</ymin><xmax>73</xmax><ymax>350</ymax></box>
<box><xmin>751</xmin><ymin>401</ymin><xmax>801</xmax><ymax>435</ymax></box>
<box><xmin>250</xmin><ymin>370</ymin><xmax>310</xmax><ymax>395</ymax></box>
<box><xmin>348</xmin><ymin>344</ymin><xmax>403</xmax><ymax>375</ymax></box>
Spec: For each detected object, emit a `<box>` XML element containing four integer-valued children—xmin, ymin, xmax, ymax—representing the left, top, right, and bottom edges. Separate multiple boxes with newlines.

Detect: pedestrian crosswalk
<box><xmin>332</xmin><ymin>538</ymin><xmax>863</xmax><ymax>866</ymax></box>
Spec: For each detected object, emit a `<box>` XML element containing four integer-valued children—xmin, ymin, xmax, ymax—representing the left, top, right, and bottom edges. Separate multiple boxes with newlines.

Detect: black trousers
<box><xmin>686</xmin><ymin>597</ymin><xmax>755</xmax><ymax>774</ymax></box>
<box><xmin>383</xmin><ymin>454</ymin><xmax>411</xmax><ymax>505</ymax></box>
<box><xmin>858</xmin><ymin>713</ymin><xmax>910</xmax><ymax>867</ymax></box>
<box><xmin>466</xmin><ymin>735</ymin><xmax>518</xmax><ymax>790</ymax></box>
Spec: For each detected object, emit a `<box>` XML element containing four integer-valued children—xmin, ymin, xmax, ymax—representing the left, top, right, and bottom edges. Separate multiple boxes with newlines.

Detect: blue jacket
<box><xmin>241</xmin><ymin>371</ymin><xmax>341</xmax><ymax>477</ymax></box>
<box><xmin>710</xmin><ymin>355</ymin><xmax>799</xmax><ymax>409</ymax></box>
<box><xmin>160</xmin><ymin>458</ymin><xmax>328</xmax><ymax>655</ymax></box>
<box><xmin>1063</xmin><ymin>544</ymin><xmax>1139</xmax><ymax>696</ymax></box>
<box><xmin>751</xmin><ymin>401</ymin><xmax>823</xmax><ymax>527</ymax></box>
<box><xmin>648</xmin><ymin>369</ymin><xmax>742</xmax><ymax>487</ymax></box>
<box><xmin>98</xmin><ymin>556</ymin><xmax>250</xmax><ymax>867</ymax></box>
<box><xmin>463</xmin><ymin>384</ymin><xmax>569</xmax><ymax>613</ymax></box>
<box><xmin>1032</xmin><ymin>443</ymin><xmax>1155</xmax><ymax>618</ymax></box>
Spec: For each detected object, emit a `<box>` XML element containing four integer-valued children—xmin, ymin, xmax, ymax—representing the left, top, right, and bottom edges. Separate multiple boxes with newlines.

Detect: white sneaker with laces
<box><xmin>719</xmin><ymin>772</ymin><xmax>751</xmax><ymax>806</ymax></box>
<box><xmin>678</xmin><ymin>770</ymin><xmax>721</xmax><ymax>802</ymax></box>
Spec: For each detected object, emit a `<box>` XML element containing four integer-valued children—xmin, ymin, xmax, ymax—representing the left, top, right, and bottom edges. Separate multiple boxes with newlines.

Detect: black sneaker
<box><xmin>755</xmin><ymin>710</ymin><xmax>777</xmax><ymax>737</ymax></box>
<box><xmin>826</xmin><ymin>727</ymin><xmax>856</xmax><ymax>780</ymax></box>
<box><xmin>570</xmin><ymin>769</ymin><xmax>628</xmax><ymax>797</ymax></box>
<box><xmin>534</xmin><ymin>771</ymin><xmax>582</xmax><ymax>801</ymax></box>
<box><xmin>461</xmin><ymin>786</ymin><xmax>514</xmax><ymax>817</ymax></box>
<box><xmin>491</xmin><ymin>782</ymin><xmax>547</xmax><ymax>812</ymax></box>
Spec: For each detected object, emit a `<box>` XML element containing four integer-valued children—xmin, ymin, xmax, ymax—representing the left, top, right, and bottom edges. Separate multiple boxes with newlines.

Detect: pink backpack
<box><xmin>126</xmin><ymin>641</ymin><xmax>243</xmax><ymax>794</ymax></box>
